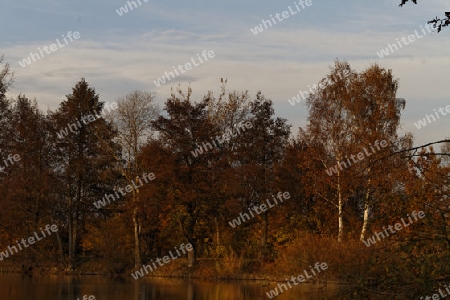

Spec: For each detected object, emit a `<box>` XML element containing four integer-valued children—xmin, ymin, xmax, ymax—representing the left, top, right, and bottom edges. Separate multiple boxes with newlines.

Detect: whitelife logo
<box><xmin>0</xmin><ymin>153</ymin><xmax>21</xmax><ymax>172</ymax></box>
<box><xmin>56</xmin><ymin>102</ymin><xmax>118</xmax><ymax>139</ymax></box>
<box><xmin>265</xmin><ymin>262</ymin><xmax>328</xmax><ymax>298</ymax></box>
<box><xmin>419</xmin><ymin>284</ymin><xmax>450</xmax><ymax>300</ymax></box>
<box><xmin>414</xmin><ymin>105</ymin><xmax>450</xmax><ymax>129</ymax></box>
<box><xmin>131</xmin><ymin>243</ymin><xmax>193</xmax><ymax>279</ymax></box>
<box><xmin>325</xmin><ymin>140</ymin><xmax>388</xmax><ymax>176</ymax></box>
<box><xmin>376</xmin><ymin>23</ymin><xmax>433</xmax><ymax>59</ymax></box>
<box><xmin>250</xmin><ymin>0</ymin><xmax>313</xmax><ymax>35</ymax></box>
<box><xmin>228</xmin><ymin>192</ymin><xmax>290</xmax><ymax>228</ymax></box>
<box><xmin>18</xmin><ymin>31</ymin><xmax>80</xmax><ymax>68</ymax></box>
<box><xmin>0</xmin><ymin>224</ymin><xmax>58</xmax><ymax>261</ymax></box>
<box><xmin>287</xmin><ymin>83</ymin><xmax>318</xmax><ymax>106</ymax></box>
<box><xmin>153</xmin><ymin>50</ymin><xmax>215</xmax><ymax>87</ymax></box>
<box><xmin>190</xmin><ymin>120</ymin><xmax>253</xmax><ymax>158</ymax></box>
<box><xmin>362</xmin><ymin>211</ymin><xmax>425</xmax><ymax>247</ymax></box>
<box><xmin>77</xmin><ymin>296</ymin><xmax>95</xmax><ymax>300</ymax></box>
<box><xmin>93</xmin><ymin>172</ymin><xmax>155</xmax><ymax>209</ymax></box>
<box><xmin>115</xmin><ymin>0</ymin><xmax>149</xmax><ymax>16</ymax></box>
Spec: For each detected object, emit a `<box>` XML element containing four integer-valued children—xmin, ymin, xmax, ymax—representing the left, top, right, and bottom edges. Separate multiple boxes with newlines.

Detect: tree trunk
<box><xmin>360</xmin><ymin>202</ymin><xmax>370</xmax><ymax>241</ymax></box>
<box><xmin>360</xmin><ymin>178</ymin><xmax>372</xmax><ymax>241</ymax></box>
<box><xmin>187</xmin><ymin>246</ymin><xmax>195</xmax><ymax>268</ymax></box>
<box><xmin>72</xmin><ymin>212</ymin><xmax>78</xmax><ymax>269</ymax></box>
<box><xmin>55</xmin><ymin>229</ymin><xmax>65</xmax><ymax>264</ymax></box>
<box><xmin>67</xmin><ymin>196</ymin><xmax>74</xmax><ymax>271</ymax></box>
<box><xmin>187</xmin><ymin>215</ymin><xmax>196</xmax><ymax>268</ymax></box>
<box><xmin>214</xmin><ymin>217</ymin><xmax>221</xmax><ymax>256</ymax></box>
<box><xmin>133</xmin><ymin>205</ymin><xmax>141</xmax><ymax>269</ymax></box>
<box><xmin>261</xmin><ymin>210</ymin><xmax>269</xmax><ymax>259</ymax></box>
<box><xmin>51</xmin><ymin>217</ymin><xmax>65</xmax><ymax>264</ymax></box>
<box><xmin>337</xmin><ymin>164</ymin><xmax>344</xmax><ymax>242</ymax></box>
<box><xmin>215</xmin><ymin>217</ymin><xmax>220</xmax><ymax>245</ymax></box>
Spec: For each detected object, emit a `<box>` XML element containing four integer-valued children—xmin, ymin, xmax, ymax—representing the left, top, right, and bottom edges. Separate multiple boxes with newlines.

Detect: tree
<box><xmin>232</xmin><ymin>92</ymin><xmax>290</xmax><ymax>259</ymax></box>
<box><xmin>3</xmin><ymin>95</ymin><xmax>62</xmax><ymax>260</ymax></box>
<box><xmin>303</xmin><ymin>60</ymin><xmax>358</xmax><ymax>242</ymax></box>
<box><xmin>8</xmin><ymin>96</ymin><xmax>53</xmax><ymax>229</ymax></box>
<box><xmin>203</xmin><ymin>81</ymin><xmax>253</xmax><ymax>256</ymax></box>
<box><xmin>49</xmin><ymin>78</ymin><xmax>118</xmax><ymax>270</ymax></box>
<box><xmin>303</xmin><ymin>61</ymin><xmax>408</xmax><ymax>242</ymax></box>
<box><xmin>350</xmin><ymin>65</ymin><xmax>407</xmax><ymax>241</ymax></box>
<box><xmin>152</xmin><ymin>86</ymin><xmax>218</xmax><ymax>268</ymax></box>
<box><xmin>109</xmin><ymin>90</ymin><xmax>159</xmax><ymax>269</ymax></box>
<box><xmin>0</xmin><ymin>55</ymin><xmax>14</xmax><ymax>166</ymax></box>
<box><xmin>0</xmin><ymin>55</ymin><xmax>13</xmax><ymax>102</ymax></box>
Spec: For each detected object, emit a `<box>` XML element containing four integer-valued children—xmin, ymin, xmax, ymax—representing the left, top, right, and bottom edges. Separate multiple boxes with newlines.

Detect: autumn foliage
<box><xmin>0</xmin><ymin>58</ymin><xmax>449</xmax><ymax>298</ymax></box>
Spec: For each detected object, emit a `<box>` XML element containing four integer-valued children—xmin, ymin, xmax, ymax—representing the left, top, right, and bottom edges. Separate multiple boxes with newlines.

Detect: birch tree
<box><xmin>305</xmin><ymin>60</ymin><xmax>358</xmax><ymax>242</ymax></box>
<box><xmin>350</xmin><ymin>65</ymin><xmax>406</xmax><ymax>241</ymax></box>
<box><xmin>304</xmin><ymin>61</ymin><xmax>406</xmax><ymax>242</ymax></box>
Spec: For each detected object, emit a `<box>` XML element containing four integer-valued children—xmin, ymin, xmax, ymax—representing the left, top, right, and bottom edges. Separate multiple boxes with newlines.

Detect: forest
<box><xmin>0</xmin><ymin>57</ymin><xmax>449</xmax><ymax>299</ymax></box>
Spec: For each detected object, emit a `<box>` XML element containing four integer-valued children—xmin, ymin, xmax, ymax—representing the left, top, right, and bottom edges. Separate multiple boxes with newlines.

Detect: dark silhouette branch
<box><xmin>399</xmin><ymin>1</ymin><xmax>450</xmax><ymax>33</ymax></box>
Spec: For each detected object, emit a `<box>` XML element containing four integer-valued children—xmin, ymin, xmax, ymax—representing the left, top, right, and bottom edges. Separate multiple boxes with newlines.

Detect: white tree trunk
<box><xmin>360</xmin><ymin>202</ymin><xmax>370</xmax><ymax>241</ymax></box>
<box><xmin>338</xmin><ymin>195</ymin><xmax>344</xmax><ymax>242</ymax></box>
<box><xmin>360</xmin><ymin>177</ymin><xmax>371</xmax><ymax>241</ymax></box>
<box><xmin>337</xmin><ymin>163</ymin><xmax>344</xmax><ymax>242</ymax></box>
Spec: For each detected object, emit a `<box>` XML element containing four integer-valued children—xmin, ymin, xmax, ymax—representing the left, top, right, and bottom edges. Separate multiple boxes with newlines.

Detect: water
<box><xmin>0</xmin><ymin>274</ymin><xmax>341</xmax><ymax>299</ymax></box>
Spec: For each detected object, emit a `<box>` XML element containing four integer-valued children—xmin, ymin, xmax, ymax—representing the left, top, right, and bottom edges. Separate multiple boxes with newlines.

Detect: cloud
<box><xmin>1</xmin><ymin>0</ymin><xmax>448</xmax><ymax>146</ymax></box>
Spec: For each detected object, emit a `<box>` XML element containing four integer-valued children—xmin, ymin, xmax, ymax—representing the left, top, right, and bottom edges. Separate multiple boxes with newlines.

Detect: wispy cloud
<box><xmin>1</xmin><ymin>0</ymin><xmax>448</xmax><ymax>146</ymax></box>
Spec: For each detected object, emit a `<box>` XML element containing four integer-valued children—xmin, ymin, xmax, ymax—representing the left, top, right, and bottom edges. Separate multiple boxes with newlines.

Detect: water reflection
<box><xmin>0</xmin><ymin>274</ymin><xmax>340</xmax><ymax>299</ymax></box>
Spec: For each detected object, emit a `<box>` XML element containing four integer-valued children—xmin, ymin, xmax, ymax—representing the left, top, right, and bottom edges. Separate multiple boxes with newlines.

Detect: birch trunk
<box><xmin>337</xmin><ymin>161</ymin><xmax>344</xmax><ymax>242</ymax></box>
<box><xmin>360</xmin><ymin>177</ymin><xmax>371</xmax><ymax>241</ymax></box>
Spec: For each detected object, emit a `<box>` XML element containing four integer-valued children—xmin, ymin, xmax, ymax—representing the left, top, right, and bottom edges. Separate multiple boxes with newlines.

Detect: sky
<box><xmin>1</xmin><ymin>0</ymin><xmax>449</xmax><ymax>147</ymax></box>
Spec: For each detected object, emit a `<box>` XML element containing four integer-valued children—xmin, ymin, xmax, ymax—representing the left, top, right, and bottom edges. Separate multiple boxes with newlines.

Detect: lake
<box><xmin>0</xmin><ymin>274</ymin><xmax>342</xmax><ymax>299</ymax></box>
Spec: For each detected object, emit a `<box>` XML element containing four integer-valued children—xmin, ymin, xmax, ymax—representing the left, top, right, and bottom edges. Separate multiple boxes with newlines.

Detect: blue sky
<box><xmin>1</xmin><ymin>0</ymin><xmax>449</xmax><ymax>146</ymax></box>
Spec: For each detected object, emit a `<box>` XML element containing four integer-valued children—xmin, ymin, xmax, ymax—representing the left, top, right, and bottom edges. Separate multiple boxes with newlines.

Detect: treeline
<box><xmin>0</xmin><ymin>57</ymin><xmax>449</xmax><ymax>298</ymax></box>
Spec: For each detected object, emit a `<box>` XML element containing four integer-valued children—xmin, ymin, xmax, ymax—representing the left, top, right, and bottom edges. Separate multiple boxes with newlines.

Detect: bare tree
<box><xmin>110</xmin><ymin>90</ymin><xmax>160</xmax><ymax>269</ymax></box>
